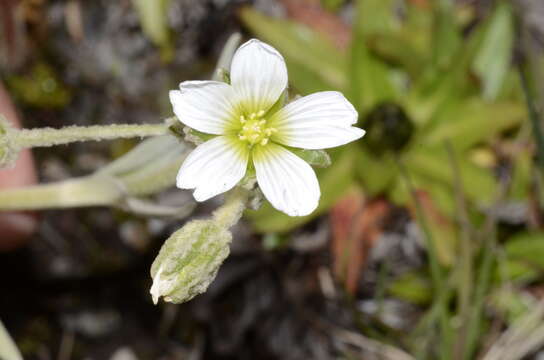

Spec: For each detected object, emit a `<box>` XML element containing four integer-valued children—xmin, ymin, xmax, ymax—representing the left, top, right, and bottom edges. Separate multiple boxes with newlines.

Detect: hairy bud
<box><xmin>150</xmin><ymin>220</ymin><xmax>232</xmax><ymax>304</ymax></box>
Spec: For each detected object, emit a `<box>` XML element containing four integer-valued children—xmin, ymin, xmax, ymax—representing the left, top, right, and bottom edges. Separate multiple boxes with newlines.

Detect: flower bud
<box><xmin>363</xmin><ymin>102</ymin><xmax>414</xmax><ymax>156</ymax></box>
<box><xmin>150</xmin><ymin>219</ymin><xmax>232</xmax><ymax>304</ymax></box>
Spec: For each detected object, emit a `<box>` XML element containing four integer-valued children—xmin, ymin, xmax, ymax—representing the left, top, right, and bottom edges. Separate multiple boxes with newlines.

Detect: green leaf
<box><xmin>423</xmin><ymin>99</ymin><xmax>525</xmax><ymax>151</ymax></box>
<box><xmin>389</xmin><ymin>170</ymin><xmax>457</xmax><ymax>265</ymax></box>
<box><xmin>509</xmin><ymin>149</ymin><xmax>532</xmax><ymax>200</ymax></box>
<box><xmin>132</xmin><ymin>0</ymin><xmax>172</xmax><ymax>49</ymax></box>
<box><xmin>355</xmin><ymin>150</ymin><xmax>397</xmax><ymax>196</ymax></box>
<box><xmin>366</xmin><ymin>32</ymin><xmax>427</xmax><ymax>78</ymax></box>
<box><xmin>472</xmin><ymin>1</ymin><xmax>514</xmax><ymax>100</ymax></box>
<box><xmin>239</xmin><ymin>8</ymin><xmax>347</xmax><ymax>92</ymax></box>
<box><xmin>349</xmin><ymin>0</ymin><xmax>398</xmax><ymax>110</ymax></box>
<box><xmin>388</xmin><ymin>272</ymin><xmax>432</xmax><ymax>305</ymax></box>
<box><xmin>349</xmin><ymin>38</ymin><xmax>397</xmax><ymax>111</ymax></box>
<box><xmin>404</xmin><ymin>146</ymin><xmax>498</xmax><ymax>205</ymax></box>
<box><xmin>409</xmin><ymin>19</ymin><xmax>486</xmax><ymax>123</ymax></box>
<box><xmin>354</xmin><ymin>0</ymin><xmax>398</xmax><ymax>35</ymax></box>
<box><xmin>505</xmin><ymin>232</ymin><xmax>544</xmax><ymax>269</ymax></box>
<box><xmin>494</xmin><ymin>259</ymin><xmax>541</xmax><ymax>285</ymax></box>
<box><xmin>431</xmin><ymin>0</ymin><xmax>462</xmax><ymax>70</ymax></box>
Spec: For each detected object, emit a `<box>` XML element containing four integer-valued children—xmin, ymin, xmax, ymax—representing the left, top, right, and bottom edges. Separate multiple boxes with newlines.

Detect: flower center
<box><xmin>237</xmin><ymin>110</ymin><xmax>277</xmax><ymax>146</ymax></box>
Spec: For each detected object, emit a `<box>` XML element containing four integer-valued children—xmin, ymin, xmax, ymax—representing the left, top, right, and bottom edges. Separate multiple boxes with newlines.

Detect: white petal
<box><xmin>230</xmin><ymin>39</ymin><xmax>288</xmax><ymax>112</ymax></box>
<box><xmin>177</xmin><ymin>136</ymin><xmax>248</xmax><ymax>201</ymax></box>
<box><xmin>270</xmin><ymin>91</ymin><xmax>365</xmax><ymax>149</ymax></box>
<box><xmin>169</xmin><ymin>81</ymin><xmax>237</xmax><ymax>135</ymax></box>
<box><xmin>253</xmin><ymin>143</ymin><xmax>320</xmax><ymax>217</ymax></box>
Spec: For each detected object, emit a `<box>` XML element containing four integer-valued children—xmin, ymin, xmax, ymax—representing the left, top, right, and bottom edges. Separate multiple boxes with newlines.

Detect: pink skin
<box><xmin>0</xmin><ymin>82</ymin><xmax>38</xmax><ymax>251</ymax></box>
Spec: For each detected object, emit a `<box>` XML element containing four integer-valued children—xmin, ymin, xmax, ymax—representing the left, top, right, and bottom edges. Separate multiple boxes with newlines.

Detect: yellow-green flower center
<box><xmin>237</xmin><ymin>110</ymin><xmax>277</xmax><ymax>146</ymax></box>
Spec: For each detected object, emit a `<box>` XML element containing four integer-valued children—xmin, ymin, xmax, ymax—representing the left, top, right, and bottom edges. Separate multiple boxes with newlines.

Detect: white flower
<box><xmin>169</xmin><ymin>39</ymin><xmax>365</xmax><ymax>217</ymax></box>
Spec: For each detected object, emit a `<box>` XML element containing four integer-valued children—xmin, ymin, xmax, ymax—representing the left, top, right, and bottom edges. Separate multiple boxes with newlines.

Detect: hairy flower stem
<box><xmin>10</xmin><ymin>122</ymin><xmax>171</xmax><ymax>149</ymax></box>
<box><xmin>213</xmin><ymin>187</ymin><xmax>250</xmax><ymax>228</ymax></box>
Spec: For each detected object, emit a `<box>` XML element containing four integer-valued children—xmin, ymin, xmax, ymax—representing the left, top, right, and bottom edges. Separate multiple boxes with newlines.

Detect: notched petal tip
<box><xmin>168</xmin><ymin>81</ymin><xmax>237</xmax><ymax>135</ymax></box>
<box><xmin>238</xmin><ymin>38</ymin><xmax>283</xmax><ymax>57</ymax></box>
<box><xmin>230</xmin><ymin>38</ymin><xmax>288</xmax><ymax>112</ymax></box>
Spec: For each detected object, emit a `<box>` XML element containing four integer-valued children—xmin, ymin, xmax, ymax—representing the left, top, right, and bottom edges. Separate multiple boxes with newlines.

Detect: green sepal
<box><xmin>217</xmin><ymin>68</ymin><xmax>231</xmax><ymax>84</ymax></box>
<box><xmin>290</xmin><ymin>148</ymin><xmax>331</xmax><ymax>168</ymax></box>
<box><xmin>264</xmin><ymin>89</ymin><xmax>288</xmax><ymax>118</ymax></box>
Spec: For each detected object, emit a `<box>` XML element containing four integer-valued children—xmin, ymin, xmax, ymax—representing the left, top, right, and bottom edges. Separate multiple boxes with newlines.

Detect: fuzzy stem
<box><xmin>213</xmin><ymin>187</ymin><xmax>250</xmax><ymax>229</ymax></box>
<box><xmin>10</xmin><ymin>123</ymin><xmax>171</xmax><ymax>149</ymax></box>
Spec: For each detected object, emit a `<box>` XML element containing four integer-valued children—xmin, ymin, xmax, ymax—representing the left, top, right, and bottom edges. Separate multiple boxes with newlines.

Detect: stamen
<box><xmin>236</xmin><ymin>109</ymin><xmax>275</xmax><ymax>147</ymax></box>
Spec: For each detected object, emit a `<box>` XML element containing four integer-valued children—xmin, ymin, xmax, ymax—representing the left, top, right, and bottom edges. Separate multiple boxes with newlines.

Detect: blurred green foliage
<box><xmin>241</xmin><ymin>2</ymin><xmax>544</xmax><ymax>357</ymax></box>
<box><xmin>241</xmin><ymin>1</ymin><xmax>528</xmax><ymax>259</ymax></box>
<box><xmin>5</xmin><ymin>63</ymin><xmax>71</xmax><ymax>108</ymax></box>
<box><xmin>132</xmin><ymin>0</ymin><xmax>174</xmax><ymax>61</ymax></box>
